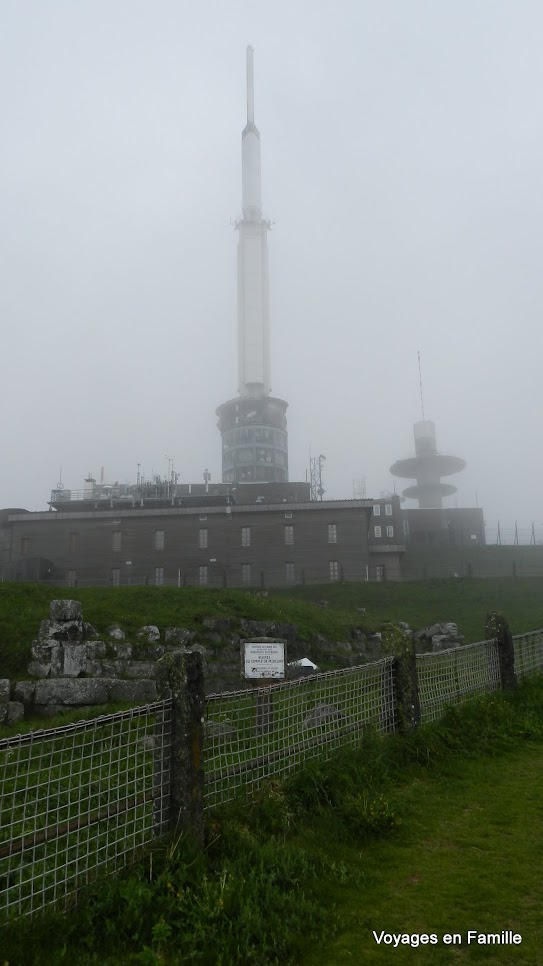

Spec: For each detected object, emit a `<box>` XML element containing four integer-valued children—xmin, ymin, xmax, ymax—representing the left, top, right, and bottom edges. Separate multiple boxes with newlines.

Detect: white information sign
<box><xmin>244</xmin><ymin>641</ymin><xmax>285</xmax><ymax>680</ymax></box>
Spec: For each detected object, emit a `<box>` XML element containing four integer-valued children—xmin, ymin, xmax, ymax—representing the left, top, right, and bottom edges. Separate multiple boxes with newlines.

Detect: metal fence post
<box><xmin>486</xmin><ymin>613</ymin><xmax>517</xmax><ymax>691</ymax></box>
<box><xmin>156</xmin><ymin>650</ymin><xmax>205</xmax><ymax>846</ymax></box>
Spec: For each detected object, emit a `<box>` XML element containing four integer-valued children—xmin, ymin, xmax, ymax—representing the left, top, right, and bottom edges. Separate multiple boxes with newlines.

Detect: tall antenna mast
<box><xmin>417</xmin><ymin>350</ymin><xmax>425</xmax><ymax>421</ymax></box>
<box><xmin>246</xmin><ymin>44</ymin><xmax>255</xmax><ymax>124</ymax></box>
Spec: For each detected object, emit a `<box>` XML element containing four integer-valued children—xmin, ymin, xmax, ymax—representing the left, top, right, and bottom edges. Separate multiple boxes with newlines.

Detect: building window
<box><xmin>386</xmin><ymin>526</ymin><xmax>394</xmax><ymax>538</ymax></box>
<box><xmin>111</xmin><ymin>568</ymin><xmax>120</xmax><ymax>587</ymax></box>
<box><xmin>68</xmin><ymin>532</ymin><xmax>78</xmax><ymax>554</ymax></box>
<box><xmin>199</xmin><ymin>565</ymin><xmax>208</xmax><ymax>586</ymax></box>
<box><xmin>112</xmin><ymin>531</ymin><xmax>122</xmax><ymax>552</ymax></box>
<box><xmin>385</xmin><ymin>504</ymin><xmax>393</xmax><ymax>516</ymax></box>
<box><xmin>376</xmin><ymin>565</ymin><xmax>385</xmax><ymax>582</ymax></box>
<box><xmin>241</xmin><ymin>563</ymin><xmax>252</xmax><ymax>585</ymax></box>
<box><xmin>284</xmin><ymin>511</ymin><xmax>293</xmax><ymax>519</ymax></box>
<box><xmin>374</xmin><ymin>526</ymin><xmax>382</xmax><ymax>538</ymax></box>
<box><xmin>284</xmin><ymin>525</ymin><xmax>294</xmax><ymax>545</ymax></box>
<box><xmin>20</xmin><ymin>537</ymin><xmax>30</xmax><ymax>555</ymax></box>
<box><xmin>285</xmin><ymin>561</ymin><xmax>295</xmax><ymax>583</ymax></box>
<box><xmin>199</xmin><ymin>528</ymin><xmax>208</xmax><ymax>549</ymax></box>
<box><xmin>199</xmin><ymin>514</ymin><xmax>207</xmax><ymax>521</ymax></box>
<box><xmin>155</xmin><ymin>567</ymin><xmax>164</xmax><ymax>586</ymax></box>
<box><xmin>67</xmin><ymin>570</ymin><xmax>77</xmax><ymax>588</ymax></box>
<box><xmin>329</xmin><ymin>560</ymin><xmax>340</xmax><ymax>582</ymax></box>
<box><xmin>373</xmin><ymin>505</ymin><xmax>381</xmax><ymax>516</ymax></box>
<box><xmin>154</xmin><ymin>530</ymin><xmax>165</xmax><ymax>551</ymax></box>
<box><xmin>241</xmin><ymin>526</ymin><xmax>251</xmax><ymax>547</ymax></box>
<box><xmin>328</xmin><ymin>524</ymin><xmax>337</xmax><ymax>544</ymax></box>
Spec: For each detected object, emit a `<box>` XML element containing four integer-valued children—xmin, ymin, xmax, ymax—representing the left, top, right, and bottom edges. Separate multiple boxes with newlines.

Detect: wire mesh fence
<box><xmin>513</xmin><ymin>630</ymin><xmax>543</xmax><ymax>681</ymax></box>
<box><xmin>0</xmin><ymin>700</ymin><xmax>172</xmax><ymax>921</ymax></box>
<box><xmin>416</xmin><ymin>640</ymin><xmax>501</xmax><ymax>724</ymax></box>
<box><xmin>203</xmin><ymin>659</ymin><xmax>396</xmax><ymax>809</ymax></box>
<box><xmin>3</xmin><ymin>624</ymin><xmax>543</xmax><ymax>925</ymax></box>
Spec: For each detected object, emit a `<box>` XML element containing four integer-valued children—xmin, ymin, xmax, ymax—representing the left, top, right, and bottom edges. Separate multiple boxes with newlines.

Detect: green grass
<box><xmin>299</xmin><ymin>744</ymin><xmax>543</xmax><ymax>965</ymax></box>
<box><xmin>3</xmin><ymin>577</ymin><xmax>543</xmax><ymax>680</ymax></box>
<box><xmin>3</xmin><ymin>677</ymin><xmax>543</xmax><ymax>965</ymax></box>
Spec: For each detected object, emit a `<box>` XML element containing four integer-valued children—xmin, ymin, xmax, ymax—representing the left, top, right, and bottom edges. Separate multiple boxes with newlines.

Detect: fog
<box><xmin>1</xmin><ymin>0</ymin><xmax>542</xmax><ymax>538</ymax></box>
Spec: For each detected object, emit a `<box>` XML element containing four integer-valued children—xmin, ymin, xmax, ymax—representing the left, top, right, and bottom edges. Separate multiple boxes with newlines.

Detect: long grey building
<box><xmin>0</xmin><ymin>483</ymin><xmax>406</xmax><ymax>586</ymax></box>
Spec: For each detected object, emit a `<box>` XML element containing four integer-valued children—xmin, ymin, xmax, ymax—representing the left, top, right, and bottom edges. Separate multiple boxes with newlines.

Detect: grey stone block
<box><xmin>110</xmin><ymin>642</ymin><xmax>133</xmax><ymax>660</ymax></box>
<box><xmin>86</xmin><ymin>641</ymin><xmax>107</xmax><ymax>660</ymax></box>
<box><xmin>124</xmin><ymin>662</ymin><xmax>157</xmax><ymax>679</ymax></box>
<box><xmin>6</xmin><ymin>702</ymin><xmax>24</xmax><ymax>725</ymax></box>
<box><xmin>35</xmin><ymin>679</ymin><xmax>109</xmax><ymax>706</ymax></box>
<box><xmin>39</xmin><ymin>619</ymin><xmax>84</xmax><ymax>642</ymax></box>
<box><xmin>108</xmin><ymin>680</ymin><xmax>157</xmax><ymax>703</ymax></box>
<box><xmin>107</xmin><ymin>624</ymin><xmax>125</xmax><ymax>641</ymax></box>
<box><xmin>63</xmin><ymin>644</ymin><xmax>87</xmax><ymax>677</ymax></box>
<box><xmin>0</xmin><ymin>679</ymin><xmax>10</xmax><ymax>704</ymax></box>
<box><xmin>85</xmin><ymin>660</ymin><xmax>104</xmax><ymax>677</ymax></box>
<box><xmin>28</xmin><ymin>661</ymin><xmax>52</xmax><ymax>678</ymax></box>
<box><xmin>101</xmin><ymin>662</ymin><xmax>123</xmax><ymax>677</ymax></box>
<box><xmin>84</xmin><ymin>622</ymin><xmax>99</xmax><ymax>639</ymax></box>
<box><xmin>138</xmin><ymin>644</ymin><xmax>165</xmax><ymax>660</ymax></box>
<box><xmin>0</xmin><ymin>704</ymin><xmax>7</xmax><ymax>724</ymax></box>
<box><xmin>137</xmin><ymin>625</ymin><xmax>160</xmax><ymax>642</ymax></box>
<box><xmin>165</xmin><ymin>627</ymin><xmax>195</xmax><ymax>645</ymax></box>
<box><xmin>12</xmin><ymin>681</ymin><xmax>36</xmax><ymax>705</ymax></box>
<box><xmin>50</xmin><ymin>599</ymin><xmax>83</xmax><ymax>622</ymax></box>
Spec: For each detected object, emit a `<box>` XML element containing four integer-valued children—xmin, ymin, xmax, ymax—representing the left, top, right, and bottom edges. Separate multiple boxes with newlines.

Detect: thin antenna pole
<box><xmin>417</xmin><ymin>350</ymin><xmax>425</xmax><ymax>421</ymax></box>
<box><xmin>246</xmin><ymin>45</ymin><xmax>255</xmax><ymax>123</ymax></box>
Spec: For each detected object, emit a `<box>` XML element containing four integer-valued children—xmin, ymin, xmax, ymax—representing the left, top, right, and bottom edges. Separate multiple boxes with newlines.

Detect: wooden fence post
<box><xmin>486</xmin><ymin>613</ymin><xmax>517</xmax><ymax>691</ymax></box>
<box><xmin>156</xmin><ymin>650</ymin><xmax>205</xmax><ymax>846</ymax></box>
<box><xmin>392</xmin><ymin>641</ymin><xmax>421</xmax><ymax>734</ymax></box>
<box><xmin>382</xmin><ymin>625</ymin><xmax>421</xmax><ymax>734</ymax></box>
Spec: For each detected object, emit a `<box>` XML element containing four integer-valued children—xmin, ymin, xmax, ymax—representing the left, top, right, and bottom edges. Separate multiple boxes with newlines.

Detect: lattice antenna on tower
<box><xmin>353</xmin><ymin>477</ymin><xmax>366</xmax><ymax>500</ymax></box>
<box><xmin>417</xmin><ymin>350</ymin><xmax>425</xmax><ymax>421</ymax></box>
<box><xmin>310</xmin><ymin>454</ymin><xmax>326</xmax><ymax>501</ymax></box>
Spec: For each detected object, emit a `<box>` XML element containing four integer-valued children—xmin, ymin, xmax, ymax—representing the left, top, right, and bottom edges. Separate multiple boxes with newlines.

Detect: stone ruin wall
<box><xmin>0</xmin><ymin>599</ymin><xmax>464</xmax><ymax>726</ymax></box>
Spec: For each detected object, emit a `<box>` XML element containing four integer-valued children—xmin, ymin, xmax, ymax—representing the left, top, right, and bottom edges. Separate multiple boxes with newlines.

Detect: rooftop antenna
<box><xmin>57</xmin><ymin>466</ymin><xmax>63</xmax><ymax>490</ymax></box>
<box><xmin>417</xmin><ymin>350</ymin><xmax>425</xmax><ymax>421</ymax></box>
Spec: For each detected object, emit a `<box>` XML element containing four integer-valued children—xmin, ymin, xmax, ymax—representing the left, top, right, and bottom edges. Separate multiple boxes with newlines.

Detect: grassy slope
<box><xmin>299</xmin><ymin>742</ymin><xmax>543</xmax><ymax>965</ymax></box>
<box><xmin>2</xmin><ymin>577</ymin><xmax>543</xmax><ymax>679</ymax></box>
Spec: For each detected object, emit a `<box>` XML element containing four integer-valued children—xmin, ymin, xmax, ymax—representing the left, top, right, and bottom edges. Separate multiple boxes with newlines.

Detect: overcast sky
<box><xmin>1</xmin><ymin>0</ymin><xmax>542</xmax><ymax>537</ymax></box>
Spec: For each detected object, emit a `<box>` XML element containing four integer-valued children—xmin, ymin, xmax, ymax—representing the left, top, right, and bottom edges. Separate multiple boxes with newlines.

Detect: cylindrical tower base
<box><xmin>216</xmin><ymin>395</ymin><xmax>288</xmax><ymax>484</ymax></box>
